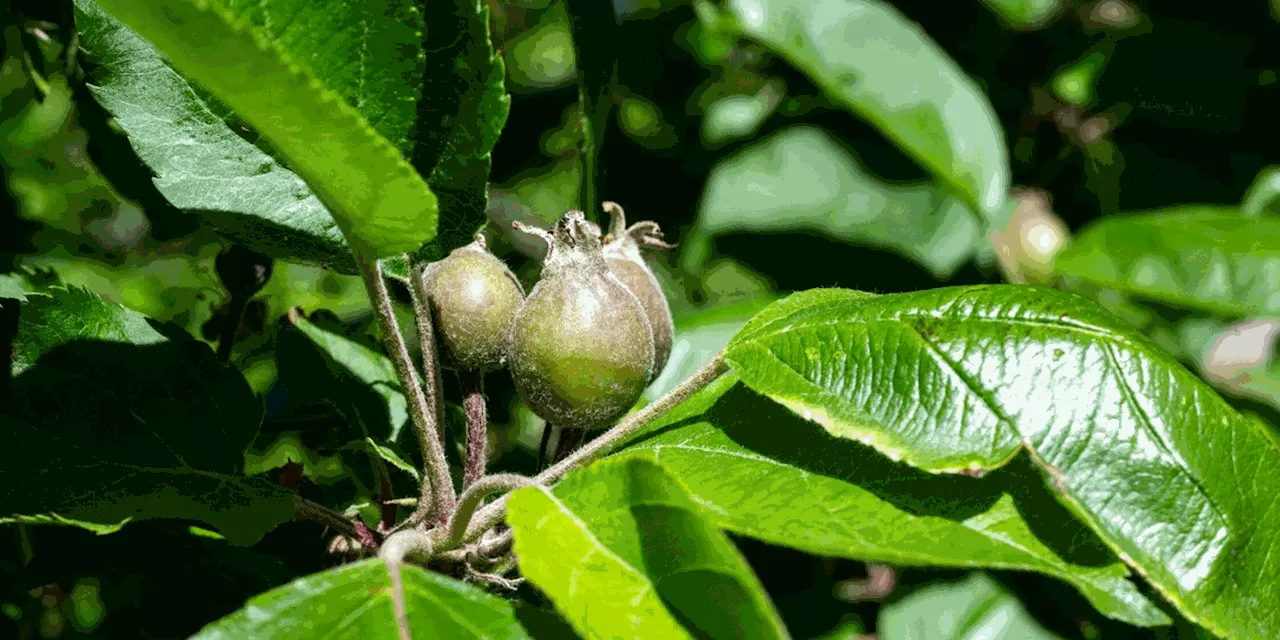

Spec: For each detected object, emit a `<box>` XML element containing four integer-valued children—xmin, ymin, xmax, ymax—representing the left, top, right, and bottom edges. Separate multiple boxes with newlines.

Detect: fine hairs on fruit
<box><xmin>601</xmin><ymin>201</ymin><xmax>676</xmax><ymax>382</ymax></box>
<box><xmin>507</xmin><ymin>211</ymin><xmax>656</xmax><ymax>430</ymax></box>
<box><xmin>422</xmin><ymin>232</ymin><xmax>526</xmax><ymax>373</ymax></box>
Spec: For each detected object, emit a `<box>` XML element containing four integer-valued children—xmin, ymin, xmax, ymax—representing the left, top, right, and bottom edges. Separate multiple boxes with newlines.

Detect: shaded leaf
<box><xmin>647</xmin><ymin>296</ymin><xmax>774</xmax><ymax>400</ymax></box>
<box><xmin>1</xmin><ymin>285</ymin><xmax>292</xmax><ymax>545</ymax></box>
<box><xmin>724</xmin><ymin>0</ymin><xmax>1010</xmax><ymax>219</ymax></box>
<box><xmin>879</xmin><ymin>573</ymin><xmax>1060</xmax><ymax>639</ymax></box>
<box><xmin>411</xmin><ymin>0</ymin><xmax>511</xmax><ymax>262</ymax></box>
<box><xmin>193</xmin><ymin>559</ymin><xmax>532</xmax><ymax>639</ymax></box>
<box><xmin>90</xmin><ymin>0</ymin><xmax>437</xmax><ymax>258</ymax></box>
<box><xmin>563</xmin><ymin>0</ymin><xmax>619</xmax><ymax>219</ymax></box>
<box><xmin>692</xmin><ymin>126</ymin><xmax>981</xmax><ymax>278</ymax></box>
<box><xmin>614</xmin><ymin>375</ymin><xmax>1167</xmax><ymax>626</ymax></box>
<box><xmin>508</xmin><ymin>457</ymin><xmax>788</xmax><ymax>640</ymax></box>
<box><xmin>1054</xmin><ymin>208</ymin><xmax>1280</xmax><ymax>316</ymax></box>
<box><xmin>276</xmin><ymin>315</ymin><xmax>409</xmax><ymax>445</ymax></box>
<box><xmin>724</xmin><ymin>286</ymin><xmax>1280</xmax><ymax>638</ymax></box>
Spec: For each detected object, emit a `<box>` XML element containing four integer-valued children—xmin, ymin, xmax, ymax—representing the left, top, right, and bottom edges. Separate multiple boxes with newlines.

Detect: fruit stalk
<box><xmin>356</xmin><ymin>255</ymin><xmax>455</xmax><ymax>526</ymax></box>
<box><xmin>408</xmin><ymin>260</ymin><xmax>448</xmax><ymax>445</ymax></box>
<box><xmin>462</xmin><ymin>372</ymin><xmax>488</xmax><ymax>488</ymax></box>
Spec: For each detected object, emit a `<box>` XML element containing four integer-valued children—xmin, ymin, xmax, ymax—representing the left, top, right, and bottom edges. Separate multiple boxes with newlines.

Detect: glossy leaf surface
<box><xmin>193</xmin><ymin>559</ymin><xmax>531</xmax><ymax>639</ymax></box>
<box><xmin>1</xmin><ymin>285</ymin><xmax>292</xmax><ymax>545</ymax></box>
<box><xmin>1054</xmin><ymin>208</ymin><xmax>1280</xmax><ymax>316</ymax></box>
<box><xmin>724</xmin><ymin>285</ymin><xmax>1280</xmax><ymax>638</ymax></box>
<box><xmin>508</xmin><ymin>457</ymin><xmax>787</xmax><ymax>640</ymax></box>
<box><xmin>91</xmin><ymin>0</ymin><xmax>438</xmax><ymax>258</ymax></box>
<box><xmin>724</xmin><ymin>0</ymin><xmax>1010</xmax><ymax>219</ymax></box>
<box><xmin>613</xmin><ymin>375</ymin><xmax>1166</xmax><ymax>626</ymax></box>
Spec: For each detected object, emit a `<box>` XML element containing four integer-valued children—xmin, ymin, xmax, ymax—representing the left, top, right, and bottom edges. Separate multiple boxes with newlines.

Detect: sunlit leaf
<box><xmin>508</xmin><ymin>458</ymin><xmax>788</xmax><ymax>640</ymax></box>
<box><xmin>724</xmin><ymin>285</ymin><xmax>1280</xmax><ymax>638</ymax></box>
<box><xmin>193</xmin><ymin>559</ymin><xmax>532</xmax><ymax>639</ymax></box>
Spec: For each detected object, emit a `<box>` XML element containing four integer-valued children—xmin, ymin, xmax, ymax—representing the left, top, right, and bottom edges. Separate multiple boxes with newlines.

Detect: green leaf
<box><xmin>1241</xmin><ymin>166</ymin><xmax>1280</xmax><ymax>217</ymax></box>
<box><xmin>692</xmin><ymin>126</ymin><xmax>981</xmax><ymax>278</ymax></box>
<box><xmin>977</xmin><ymin>0</ymin><xmax>1064</xmax><ymax>29</ymax></box>
<box><xmin>1</xmin><ymin>285</ymin><xmax>292</xmax><ymax>545</ymax></box>
<box><xmin>1053</xmin><ymin>207</ymin><xmax>1280</xmax><ymax>316</ymax></box>
<box><xmin>724</xmin><ymin>0</ymin><xmax>1010</xmax><ymax>220</ymax></box>
<box><xmin>1173</xmin><ymin>316</ymin><xmax>1280</xmax><ymax>414</ymax></box>
<box><xmin>879</xmin><ymin>573</ymin><xmax>1061</xmax><ymax>639</ymax></box>
<box><xmin>723</xmin><ymin>285</ymin><xmax>1280</xmax><ymax>638</ymax></box>
<box><xmin>507</xmin><ymin>457</ymin><xmax>788</xmax><ymax>640</ymax></box>
<box><xmin>90</xmin><ymin>0</ymin><xmax>438</xmax><ymax>258</ymax></box>
<box><xmin>220</xmin><ymin>0</ymin><xmax>425</xmax><ymax>155</ymax></box>
<box><xmin>193</xmin><ymin>559</ymin><xmax>532</xmax><ymax>639</ymax></box>
<box><xmin>411</xmin><ymin>0</ymin><xmax>511</xmax><ymax>262</ymax></box>
<box><xmin>74</xmin><ymin>0</ymin><xmax>350</xmax><ymax>270</ymax></box>
<box><xmin>10</xmin><ymin>283</ymin><xmax>166</xmax><ymax>375</ymax></box>
<box><xmin>613</xmin><ymin>375</ymin><xmax>1167</xmax><ymax>627</ymax></box>
<box><xmin>276</xmin><ymin>316</ymin><xmax>409</xmax><ymax>445</ymax></box>
<box><xmin>564</xmin><ymin>0</ymin><xmax>619</xmax><ymax>219</ymax></box>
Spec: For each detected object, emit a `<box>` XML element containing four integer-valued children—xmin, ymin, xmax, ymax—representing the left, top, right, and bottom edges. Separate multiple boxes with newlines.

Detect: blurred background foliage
<box><xmin>3</xmin><ymin>0</ymin><xmax>1279</xmax><ymax>638</ymax></box>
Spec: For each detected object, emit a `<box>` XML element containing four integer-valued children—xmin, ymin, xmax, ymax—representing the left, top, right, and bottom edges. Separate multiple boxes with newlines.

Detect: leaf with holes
<box><xmin>192</xmin><ymin>559</ymin><xmax>532</xmax><ymax>638</ymax></box>
<box><xmin>507</xmin><ymin>457</ymin><xmax>788</xmax><ymax>640</ymax></box>
<box><xmin>724</xmin><ymin>285</ymin><xmax>1280</xmax><ymax>638</ymax></box>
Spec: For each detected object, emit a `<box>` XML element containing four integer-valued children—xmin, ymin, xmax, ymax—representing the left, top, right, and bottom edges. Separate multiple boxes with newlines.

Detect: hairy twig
<box><xmin>462</xmin><ymin>372</ymin><xmax>488</xmax><ymax>489</ymax></box>
<box><xmin>357</xmin><ymin>255</ymin><xmax>455</xmax><ymax>527</ymax></box>
<box><xmin>408</xmin><ymin>260</ymin><xmax>447</xmax><ymax>444</ymax></box>
<box><xmin>460</xmin><ymin>355</ymin><xmax>728</xmax><ymax>543</ymax></box>
<box><xmin>293</xmin><ymin>494</ymin><xmax>369</xmax><ymax>547</ymax></box>
<box><xmin>448</xmin><ymin>473</ymin><xmax>534</xmax><ymax>547</ymax></box>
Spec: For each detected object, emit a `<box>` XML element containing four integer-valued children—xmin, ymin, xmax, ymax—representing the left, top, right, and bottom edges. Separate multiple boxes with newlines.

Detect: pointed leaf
<box><xmin>693</xmin><ymin>126</ymin><xmax>981</xmax><ymax>278</ymax></box>
<box><xmin>1</xmin><ymin>285</ymin><xmax>292</xmax><ymax>545</ymax></box>
<box><xmin>89</xmin><ymin>0</ymin><xmax>437</xmax><ymax>258</ymax></box>
<box><xmin>724</xmin><ymin>285</ymin><xmax>1280</xmax><ymax>639</ymax></box>
<box><xmin>411</xmin><ymin>0</ymin><xmax>511</xmax><ymax>262</ymax></box>
<box><xmin>1054</xmin><ymin>208</ymin><xmax>1280</xmax><ymax>316</ymax></box>
<box><xmin>880</xmin><ymin>573</ymin><xmax>1061</xmax><ymax>640</ymax></box>
<box><xmin>193</xmin><ymin>559</ymin><xmax>532</xmax><ymax>639</ymax></box>
<box><xmin>508</xmin><ymin>457</ymin><xmax>788</xmax><ymax>640</ymax></box>
<box><xmin>613</xmin><ymin>375</ymin><xmax>1166</xmax><ymax>627</ymax></box>
<box><xmin>724</xmin><ymin>0</ymin><xmax>1010</xmax><ymax>219</ymax></box>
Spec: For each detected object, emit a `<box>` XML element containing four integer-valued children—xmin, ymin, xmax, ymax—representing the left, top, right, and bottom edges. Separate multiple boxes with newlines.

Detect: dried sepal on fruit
<box><xmin>601</xmin><ymin>201</ymin><xmax>676</xmax><ymax>381</ymax></box>
<box><xmin>422</xmin><ymin>232</ymin><xmax>525</xmax><ymax>373</ymax></box>
<box><xmin>507</xmin><ymin>211</ymin><xmax>655</xmax><ymax>430</ymax></box>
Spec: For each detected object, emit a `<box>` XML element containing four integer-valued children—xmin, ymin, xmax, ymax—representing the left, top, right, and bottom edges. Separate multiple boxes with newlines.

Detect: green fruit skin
<box><xmin>605</xmin><ymin>255</ymin><xmax>673</xmax><ymax>382</ymax></box>
<box><xmin>508</xmin><ymin>271</ymin><xmax>654</xmax><ymax>430</ymax></box>
<box><xmin>424</xmin><ymin>246</ymin><xmax>525</xmax><ymax>372</ymax></box>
